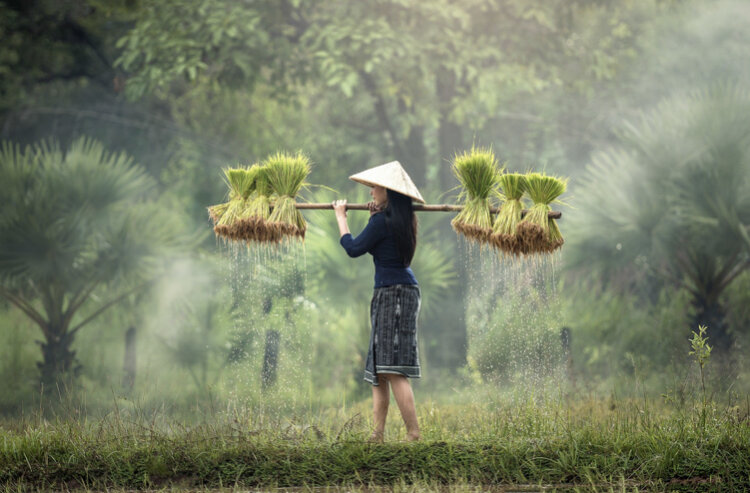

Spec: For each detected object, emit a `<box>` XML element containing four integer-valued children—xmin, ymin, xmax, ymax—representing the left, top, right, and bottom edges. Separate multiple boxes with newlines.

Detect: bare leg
<box><xmin>370</xmin><ymin>375</ymin><xmax>390</xmax><ymax>442</ymax></box>
<box><xmin>384</xmin><ymin>374</ymin><xmax>420</xmax><ymax>441</ymax></box>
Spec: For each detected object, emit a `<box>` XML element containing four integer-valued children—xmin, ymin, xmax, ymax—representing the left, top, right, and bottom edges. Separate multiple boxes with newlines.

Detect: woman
<box><xmin>332</xmin><ymin>160</ymin><xmax>424</xmax><ymax>443</ymax></box>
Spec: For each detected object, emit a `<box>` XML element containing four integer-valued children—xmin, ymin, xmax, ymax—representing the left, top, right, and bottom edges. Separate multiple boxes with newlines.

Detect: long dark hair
<box><xmin>384</xmin><ymin>189</ymin><xmax>418</xmax><ymax>266</ymax></box>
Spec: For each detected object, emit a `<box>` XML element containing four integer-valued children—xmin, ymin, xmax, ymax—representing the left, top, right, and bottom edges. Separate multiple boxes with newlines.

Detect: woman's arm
<box><xmin>334</xmin><ymin>199</ymin><xmax>386</xmax><ymax>257</ymax></box>
<box><xmin>333</xmin><ymin>199</ymin><xmax>350</xmax><ymax>237</ymax></box>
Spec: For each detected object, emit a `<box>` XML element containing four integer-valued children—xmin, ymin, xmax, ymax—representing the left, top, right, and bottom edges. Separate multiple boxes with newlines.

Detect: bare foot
<box><xmin>367</xmin><ymin>430</ymin><xmax>384</xmax><ymax>443</ymax></box>
<box><xmin>405</xmin><ymin>431</ymin><xmax>420</xmax><ymax>442</ymax></box>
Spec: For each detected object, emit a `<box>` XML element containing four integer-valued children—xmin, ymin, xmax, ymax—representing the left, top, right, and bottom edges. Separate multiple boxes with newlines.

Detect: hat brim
<box><xmin>348</xmin><ymin>161</ymin><xmax>426</xmax><ymax>203</ymax></box>
<box><xmin>350</xmin><ymin>176</ymin><xmax>426</xmax><ymax>203</ymax></box>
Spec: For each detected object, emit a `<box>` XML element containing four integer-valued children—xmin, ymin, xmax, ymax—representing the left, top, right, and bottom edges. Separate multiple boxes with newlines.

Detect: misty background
<box><xmin>1</xmin><ymin>0</ymin><xmax>749</xmax><ymax>416</ymax></box>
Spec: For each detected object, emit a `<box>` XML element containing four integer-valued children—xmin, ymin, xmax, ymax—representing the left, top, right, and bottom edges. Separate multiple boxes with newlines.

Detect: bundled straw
<box><xmin>516</xmin><ymin>172</ymin><xmax>567</xmax><ymax>254</ymax></box>
<box><xmin>264</xmin><ymin>151</ymin><xmax>311</xmax><ymax>240</ymax></box>
<box><xmin>491</xmin><ymin>173</ymin><xmax>527</xmax><ymax>255</ymax></box>
<box><xmin>450</xmin><ymin>147</ymin><xmax>502</xmax><ymax>244</ymax></box>
<box><xmin>211</xmin><ymin>167</ymin><xmax>257</xmax><ymax>241</ymax></box>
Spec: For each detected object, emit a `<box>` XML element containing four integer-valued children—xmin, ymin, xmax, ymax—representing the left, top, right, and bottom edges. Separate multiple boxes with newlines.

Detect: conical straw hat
<box><xmin>349</xmin><ymin>161</ymin><xmax>425</xmax><ymax>203</ymax></box>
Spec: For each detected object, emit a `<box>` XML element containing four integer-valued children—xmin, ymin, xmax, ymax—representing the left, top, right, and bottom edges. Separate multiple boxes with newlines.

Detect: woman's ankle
<box><xmin>368</xmin><ymin>430</ymin><xmax>384</xmax><ymax>443</ymax></box>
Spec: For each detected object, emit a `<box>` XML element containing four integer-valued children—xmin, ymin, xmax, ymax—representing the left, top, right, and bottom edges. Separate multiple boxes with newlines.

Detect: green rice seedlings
<box><xmin>490</xmin><ymin>173</ymin><xmax>527</xmax><ymax>255</ymax></box>
<box><xmin>207</xmin><ymin>201</ymin><xmax>229</xmax><ymax>226</ymax></box>
<box><xmin>233</xmin><ymin>164</ymin><xmax>266</xmax><ymax>242</ymax></box>
<box><xmin>450</xmin><ymin>146</ymin><xmax>502</xmax><ymax>244</ymax></box>
<box><xmin>516</xmin><ymin>172</ymin><xmax>567</xmax><ymax>254</ymax></box>
<box><xmin>214</xmin><ymin>167</ymin><xmax>256</xmax><ymax>241</ymax></box>
<box><xmin>241</xmin><ymin>165</ymin><xmax>280</xmax><ymax>243</ymax></box>
<box><xmin>263</xmin><ymin>151</ymin><xmax>311</xmax><ymax>241</ymax></box>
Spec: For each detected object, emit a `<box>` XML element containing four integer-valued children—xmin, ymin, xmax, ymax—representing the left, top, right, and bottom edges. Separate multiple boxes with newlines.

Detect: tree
<box><xmin>567</xmin><ymin>85</ymin><xmax>750</xmax><ymax>372</ymax></box>
<box><xmin>0</xmin><ymin>0</ymin><xmax>126</xmax><ymax>111</ymax></box>
<box><xmin>0</xmin><ymin>137</ymin><xmax>186</xmax><ymax>390</ymax></box>
<box><xmin>116</xmin><ymin>0</ymin><xmax>647</xmax><ymax>188</ymax></box>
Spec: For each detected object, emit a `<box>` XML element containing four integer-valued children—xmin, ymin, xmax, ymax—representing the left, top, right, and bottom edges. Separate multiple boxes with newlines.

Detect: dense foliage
<box><xmin>1</xmin><ymin>0</ymin><xmax>750</xmax><ymax>415</ymax></box>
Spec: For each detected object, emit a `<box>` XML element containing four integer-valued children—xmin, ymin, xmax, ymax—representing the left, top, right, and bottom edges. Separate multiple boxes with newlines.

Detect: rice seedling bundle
<box><xmin>450</xmin><ymin>147</ymin><xmax>502</xmax><ymax>244</ymax></box>
<box><xmin>213</xmin><ymin>167</ymin><xmax>257</xmax><ymax>241</ymax></box>
<box><xmin>516</xmin><ymin>172</ymin><xmax>567</xmax><ymax>254</ymax></box>
<box><xmin>234</xmin><ymin>164</ymin><xmax>262</xmax><ymax>241</ymax></box>
<box><xmin>264</xmin><ymin>151</ymin><xmax>311</xmax><ymax>241</ymax></box>
<box><xmin>491</xmin><ymin>173</ymin><xmax>527</xmax><ymax>255</ymax></box>
<box><xmin>239</xmin><ymin>165</ymin><xmax>281</xmax><ymax>243</ymax></box>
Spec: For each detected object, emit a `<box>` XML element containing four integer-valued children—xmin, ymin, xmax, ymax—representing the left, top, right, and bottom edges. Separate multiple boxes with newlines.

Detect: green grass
<box><xmin>1</xmin><ymin>397</ymin><xmax>748</xmax><ymax>491</ymax></box>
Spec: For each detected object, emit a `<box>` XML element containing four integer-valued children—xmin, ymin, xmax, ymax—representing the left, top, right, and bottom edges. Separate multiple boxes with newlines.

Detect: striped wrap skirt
<box><xmin>364</xmin><ymin>284</ymin><xmax>421</xmax><ymax>386</ymax></box>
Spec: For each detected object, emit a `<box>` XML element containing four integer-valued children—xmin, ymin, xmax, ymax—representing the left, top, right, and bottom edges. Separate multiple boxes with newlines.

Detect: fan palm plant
<box><xmin>567</xmin><ymin>85</ymin><xmax>750</xmax><ymax>370</ymax></box>
<box><xmin>0</xmin><ymin>137</ymin><xmax>187</xmax><ymax>391</ymax></box>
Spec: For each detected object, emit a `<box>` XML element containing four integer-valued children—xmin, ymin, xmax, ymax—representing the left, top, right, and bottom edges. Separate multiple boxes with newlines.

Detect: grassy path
<box><xmin>1</xmin><ymin>400</ymin><xmax>748</xmax><ymax>491</ymax></box>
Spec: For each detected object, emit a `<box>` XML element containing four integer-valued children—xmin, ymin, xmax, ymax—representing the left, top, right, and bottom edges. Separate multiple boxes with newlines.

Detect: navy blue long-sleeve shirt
<box><xmin>339</xmin><ymin>212</ymin><xmax>418</xmax><ymax>288</ymax></box>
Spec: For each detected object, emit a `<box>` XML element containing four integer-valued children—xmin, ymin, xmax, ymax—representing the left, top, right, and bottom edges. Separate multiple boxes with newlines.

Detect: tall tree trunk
<box><xmin>122</xmin><ymin>326</ymin><xmax>137</xmax><ymax>390</ymax></box>
<box><xmin>395</xmin><ymin>97</ymin><xmax>428</xmax><ymax>188</ymax></box>
<box><xmin>261</xmin><ymin>329</ymin><xmax>280</xmax><ymax>391</ymax></box>
<box><xmin>436</xmin><ymin>67</ymin><xmax>463</xmax><ymax>192</ymax></box>
<box><xmin>435</xmin><ymin>67</ymin><xmax>467</xmax><ymax>369</ymax></box>
<box><xmin>403</xmin><ymin>124</ymin><xmax>427</xmax><ymax>189</ymax></box>
<box><xmin>560</xmin><ymin>327</ymin><xmax>575</xmax><ymax>387</ymax></box>
<box><xmin>37</xmin><ymin>327</ymin><xmax>80</xmax><ymax>392</ymax></box>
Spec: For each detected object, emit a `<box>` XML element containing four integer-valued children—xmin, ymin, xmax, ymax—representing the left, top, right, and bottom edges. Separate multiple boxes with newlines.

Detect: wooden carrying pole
<box><xmin>295</xmin><ymin>203</ymin><xmax>562</xmax><ymax>219</ymax></box>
